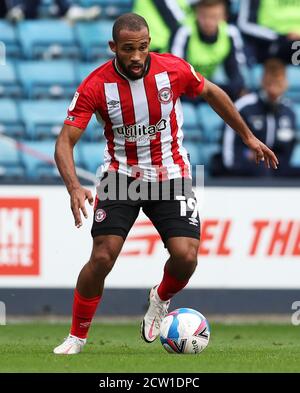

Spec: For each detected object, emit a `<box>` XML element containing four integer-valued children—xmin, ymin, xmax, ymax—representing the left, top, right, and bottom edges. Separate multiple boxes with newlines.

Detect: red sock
<box><xmin>70</xmin><ymin>289</ymin><xmax>101</xmax><ymax>339</ymax></box>
<box><xmin>157</xmin><ymin>266</ymin><xmax>189</xmax><ymax>301</ymax></box>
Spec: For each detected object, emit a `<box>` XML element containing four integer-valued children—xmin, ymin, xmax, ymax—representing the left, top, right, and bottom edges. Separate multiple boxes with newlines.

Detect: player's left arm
<box><xmin>199</xmin><ymin>79</ymin><xmax>279</xmax><ymax>169</ymax></box>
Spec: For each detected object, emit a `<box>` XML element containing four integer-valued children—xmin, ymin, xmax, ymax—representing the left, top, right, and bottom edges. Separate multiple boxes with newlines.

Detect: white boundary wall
<box><xmin>0</xmin><ymin>186</ymin><xmax>300</xmax><ymax>288</ymax></box>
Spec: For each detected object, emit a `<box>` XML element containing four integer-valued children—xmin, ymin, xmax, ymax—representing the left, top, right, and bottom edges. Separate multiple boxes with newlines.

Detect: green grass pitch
<box><xmin>0</xmin><ymin>322</ymin><xmax>299</xmax><ymax>373</ymax></box>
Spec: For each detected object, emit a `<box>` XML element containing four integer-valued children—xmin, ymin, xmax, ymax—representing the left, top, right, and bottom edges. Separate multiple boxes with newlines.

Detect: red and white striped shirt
<box><xmin>64</xmin><ymin>52</ymin><xmax>205</xmax><ymax>182</ymax></box>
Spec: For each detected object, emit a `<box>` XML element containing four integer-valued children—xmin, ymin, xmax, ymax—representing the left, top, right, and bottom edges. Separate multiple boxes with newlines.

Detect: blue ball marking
<box><xmin>160</xmin><ymin>335</ymin><xmax>168</xmax><ymax>345</ymax></box>
<box><xmin>177</xmin><ymin>308</ymin><xmax>203</xmax><ymax>317</ymax></box>
<box><xmin>167</xmin><ymin>315</ymin><xmax>180</xmax><ymax>339</ymax></box>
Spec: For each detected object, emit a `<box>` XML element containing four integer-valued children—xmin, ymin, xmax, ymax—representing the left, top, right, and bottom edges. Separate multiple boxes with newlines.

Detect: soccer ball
<box><xmin>160</xmin><ymin>308</ymin><xmax>210</xmax><ymax>354</ymax></box>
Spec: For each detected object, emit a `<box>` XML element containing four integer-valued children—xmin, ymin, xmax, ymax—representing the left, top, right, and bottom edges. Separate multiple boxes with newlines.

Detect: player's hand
<box><xmin>243</xmin><ymin>136</ymin><xmax>279</xmax><ymax>169</ymax></box>
<box><xmin>69</xmin><ymin>186</ymin><xmax>94</xmax><ymax>228</ymax></box>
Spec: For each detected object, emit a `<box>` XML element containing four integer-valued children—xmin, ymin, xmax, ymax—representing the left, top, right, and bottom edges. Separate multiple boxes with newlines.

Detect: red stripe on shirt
<box><xmin>144</xmin><ymin>76</ymin><xmax>167</xmax><ymax>181</ymax></box>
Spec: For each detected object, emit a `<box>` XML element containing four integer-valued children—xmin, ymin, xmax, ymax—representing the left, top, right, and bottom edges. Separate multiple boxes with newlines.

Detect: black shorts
<box><xmin>91</xmin><ymin>172</ymin><xmax>200</xmax><ymax>247</ymax></box>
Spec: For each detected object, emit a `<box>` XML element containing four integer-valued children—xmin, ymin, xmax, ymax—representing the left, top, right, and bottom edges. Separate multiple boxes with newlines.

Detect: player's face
<box><xmin>262</xmin><ymin>72</ymin><xmax>288</xmax><ymax>102</ymax></box>
<box><xmin>110</xmin><ymin>28</ymin><xmax>151</xmax><ymax>80</ymax></box>
<box><xmin>196</xmin><ymin>4</ymin><xmax>226</xmax><ymax>36</ymax></box>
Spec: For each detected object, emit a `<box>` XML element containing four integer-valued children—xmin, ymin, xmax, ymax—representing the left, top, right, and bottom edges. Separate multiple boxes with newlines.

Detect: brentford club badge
<box><xmin>95</xmin><ymin>209</ymin><xmax>106</xmax><ymax>222</ymax></box>
<box><xmin>158</xmin><ymin>87</ymin><xmax>173</xmax><ymax>104</ymax></box>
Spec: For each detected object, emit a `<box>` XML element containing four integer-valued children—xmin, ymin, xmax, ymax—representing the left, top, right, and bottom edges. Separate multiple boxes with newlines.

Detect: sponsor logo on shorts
<box><xmin>158</xmin><ymin>87</ymin><xmax>173</xmax><ymax>104</ymax></box>
<box><xmin>95</xmin><ymin>208</ymin><xmax>106</xmax><ymax>223</ymax></box>
<box><xmin>66</xmin><ymin>115</ymin><xmax>75</xmax><ymax>121</ymax></box>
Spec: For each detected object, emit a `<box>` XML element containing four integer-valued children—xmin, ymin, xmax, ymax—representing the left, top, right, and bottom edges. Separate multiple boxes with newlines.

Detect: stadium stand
<box><xmin>75</xmin><ymin>21</ymin><xmax>114</xmax><ymax>60</ymax></box>
<box><xmin>79</xmin><ymin>0</ymin><xmax>133</xmax><ymax>17</ymax></box>
<box><xmin>196</xmin><ymin>104</ymin><xmax>223</xmax><ymax>143</ymax></box>
<box><xmin>17</xmin><ymin>20</ymin><xmax>79</xmax><ymax>59</ymax></box>
<box><xmin>19</xmin><ymin>99</ymin><xmax>69</xmax><ymax>140</ymax></box>
<box><xmin>0</xmin><ymin>0</ymin><xmax>300</xmax><ymax>183</ymax></box>
<box><xmin>0</xmin><ymin>98</ymin><xmax>25</xmax><ymax>139</ymax></box>
<box><xmin>17</xmin><ymin>60</ymin><xmax>77</xmax><ymax>98</ymax></box>
<box><xmin>0</xmin><ymin>61</ymin><xmax>21</xmax><ymax>98</ymax></box>
<box><xmin>79</xmin><ymin>141</ymin><xmax>106</xmax><ymax>173</ymax></box>
<box><xmin>0</xmin><ymin>20</ymin><xmax>20</xmax><ymax>58</ymax></box>
<box><xmin>0</xmin><ymin>138</ymin><xmax>25</xmax><ymax>181</ymax></box>
<box><xmin>76</xmin><ymin>60</ymin><xmax>110</xmax><ymax>82</ymax></box>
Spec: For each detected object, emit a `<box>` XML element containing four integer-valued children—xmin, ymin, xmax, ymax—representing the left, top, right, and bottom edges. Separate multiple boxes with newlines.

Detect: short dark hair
<box><xmin>195</xmin><ymin>0</ymin><xmax>227</xmax><ymax>7</ymax></box>
<box><xmin>264</xmin><ymin>58</ymin><xmax>286</xmax><ymax>76</ymax></box>
<box><xmin>112</xmin><ymin>13</ymin><xmax>149</xmax><ymax>42</ymax></box>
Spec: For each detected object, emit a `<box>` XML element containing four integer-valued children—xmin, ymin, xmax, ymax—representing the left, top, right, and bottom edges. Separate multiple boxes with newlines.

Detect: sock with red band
<box><xmin>157</xmin><ymin>266</ymin><xmax>189</xmax><ymax>301</ymax></box>
<box><xmin>70</xmin><ymin>289</ymin><xmax>101</xmax><ymax>339</ymax></box>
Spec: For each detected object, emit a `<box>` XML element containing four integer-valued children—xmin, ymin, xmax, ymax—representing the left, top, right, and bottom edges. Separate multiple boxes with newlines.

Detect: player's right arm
<box><xmin>55</xmin><ymin>124</ymin><xmax>94</xmax><ymax>228</ymax></box>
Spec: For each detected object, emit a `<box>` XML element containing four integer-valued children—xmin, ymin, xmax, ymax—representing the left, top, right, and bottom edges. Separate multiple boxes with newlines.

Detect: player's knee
<box><xmin>170</xmin><ymin>245</ymin><xmax>198</xmax><ymax>275</ymax></box>
<box><xmin>89</xmin><ymin>249</ymin><xmax>116</xmax><ymax>277</ymax></box>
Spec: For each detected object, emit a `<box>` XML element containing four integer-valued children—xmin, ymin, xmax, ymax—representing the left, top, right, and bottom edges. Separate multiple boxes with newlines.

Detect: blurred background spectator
<box><xmin>238</xmin><ymin>0</ymin><xmax>300</xmax><ymax>65</ymax></box>
<box><xmin>212</xmin><ymin>58</ymin><xmax>300</xmax><ymax>177</ymax></box>
<box><xmin>0</xmin><ymin>0</ymin><xmax>300</xmax><ymax>184</ymax></box>
<box><xmin>1</xmin><ymin>0</ymin><xmax>101</xmax><ymax>21</ymax></box>
<box><xmin>170</xmin><ymin>0</ymin><xmax>247</xmax><ymax>100</ymax></box>
<box><xmin>133</xmin><ymin>0</ymin><xmax>195</xmax><ymax>53</ymax></box>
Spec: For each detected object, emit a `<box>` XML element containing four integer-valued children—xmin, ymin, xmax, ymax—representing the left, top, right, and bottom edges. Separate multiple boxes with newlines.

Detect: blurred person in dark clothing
<box><xmin>238</xmin><ymin>0</ymin><xmax>300</xmax><ymax>65</ymax></box>
<box><xmin>217</xmin><ymin>58</ymin><xmax>299</xmax><ymax>177</ymax></box>
<box><xmin>4</xmin><ymin>0</ymin><xmax>101</xmax><ymax>21</ymax></box>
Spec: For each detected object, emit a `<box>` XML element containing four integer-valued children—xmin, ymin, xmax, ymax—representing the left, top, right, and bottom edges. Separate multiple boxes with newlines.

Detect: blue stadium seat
<box><xmin>83</xmin><ymin>116</ymin><xmax>105</xmax><ymax>141</ymax></box>
<box><xmin>201</xmin><ymin>143</ymin><xmax>221</xmax><ymax>170</ymax></box>
<box><xmin>0</xmin><ymin>138</ymin><xmax>25</xmax><ymax>180</ymax></box>
<box><xmin>183</xmin><ymin>141</ymin><xmax>203</xmax><ymax>178</ymax></box>
<box><xmin>183</xmin><ymin>141</ymin><xmax>202</xmax><ymax>166</ymax></box>
<box><xmin>79</xmin><ymin>141</ymin><xmax>106</xmax><ymax>173</ymax></box>
<box><xmin>75</xmin><ymin>21</ymin><xmax>114</xmax><ymax>60</ymax></box>
<box><xmin>229</xmin><ymin>0</ymin><xmax>241</xmax><ymax>18</ymax></box>
<box><xmin>182</xmin><ymin>102</ymin><xmax>198</xmax><ymax>129</ymax></box>
<box><xmin>19</xmin><ymin>100</ymin><xmax>69</xmax><ymax>139</ymax></box>
<box><xmin>79</xmin><ymin>0</ymin><xmax>133</xmax><ymax>17</ymax></box>
<box><xmin>0</xmin><ymin>21</ymin><xmax>20</xmax><ymax>58</ymax></box>
<box><xmin>17</xmin><ymin>60</ymin><xmax>77</xmax><ymax>98</ymax></box>
<box><xmin>0</xmin><ymin>99</ymin><xmax>25</xmax><ymax>138</ymax></box>
<box><xmin>250</xmin><ymin>64</ymin><xmax>263</xmax><ymax>90</ymax></box>
<box><xmin>212</xmin><ymin>65</ymin><xmax>228</xmax><ymax>85</ymax></box>
<box><xmin>196</xmin><ymin>104</ymin><xmax>223</xmax><ymax>143</ymax></box>
<box><xmin>76</xmin><ymin>60</ymin><xmax>110</xmax><ymax>82</ymax></box>
<box><xmin>183</xmin><ymin>128</ymin><xmax>202</xmax><ymax>141</ymax></box>
<box><xmin>294</xmin><ymin>103</ymin><xmax>300</xmax><ymax>139</ymax></box>
<box><xmin>290</xmin><ymin>143</ymin><xmax>300</xmax><ymax>167</ymax></box>
<box><xmin>286</xmin><ymin>66</ymin><xmax>300</xmax><ymax>101</ymax></box>
<box><xmin>22</xmin><ymin>140</ymin><xmax>83</xmax><ymax>180</ymax></box>
<box><xmin>17</xmin><ymin>20</ymin><xmax>79</xmax><ymax>59</ymax></box>
<box><xmin>0</xmin><ymin>62</ymin><xmax>21</xmax><ymax>98</ymax></box>
<box><xmin>182</xmin><ymin>102</ymin><xmax>202</xmax><ymax>140</ymax></box>
<box><xmin>21</xmin><ymin>140</ymin><xmax>58</xmax><ymax>180</ymax></box>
